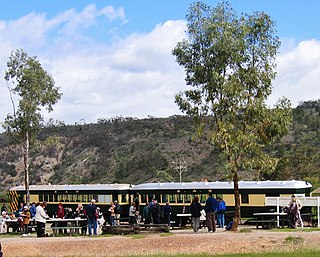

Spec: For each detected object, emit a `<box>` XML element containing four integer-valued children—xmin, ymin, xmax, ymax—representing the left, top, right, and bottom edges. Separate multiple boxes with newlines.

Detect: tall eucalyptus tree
<box><xmin>3</xmin><ymin>49</ymin><xmax>62</xmax><ymax>205</ymax></box>
<box><xmin>173</xmin><ymin>2</ymin><xmax>292</xmax><ymax>230</ymax></box>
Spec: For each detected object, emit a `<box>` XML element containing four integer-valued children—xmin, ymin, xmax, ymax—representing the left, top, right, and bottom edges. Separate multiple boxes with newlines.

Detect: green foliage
<box><xmin>173</xmin><ymin>2</ymin><xmax>291</xmax><ymax>178</ymax></box>
<box><xmin>172</xmin><ymin>1</ymin><xmax>292</xmax><ymax>229</ymax></box>
<box><xmin>2</xmin><ymin>49</ymin><xmax>62</xmax><ymax>202</ymax></box>
<box><xmin>3</xmin><ymin>49</ymin><xmax>62</xmax><ymax>144</ymax></box>
<box><xmin>0</xmin><ymin>104</ymin><xmax>319</xmax><ymax>190</ymax></box>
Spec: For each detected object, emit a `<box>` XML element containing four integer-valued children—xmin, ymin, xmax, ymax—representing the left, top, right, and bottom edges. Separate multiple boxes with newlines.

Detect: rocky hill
<box><xmin>0</xmin><ymin>100</ymin><xmax>319</xmax><ymax>192</ymax></box>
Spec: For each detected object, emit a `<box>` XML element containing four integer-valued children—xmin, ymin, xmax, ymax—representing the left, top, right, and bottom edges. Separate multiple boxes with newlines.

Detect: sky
<box><xmin>1</xmin><ymin>0</ymin><xmax>320</xmax><ymax>126</ymax></box>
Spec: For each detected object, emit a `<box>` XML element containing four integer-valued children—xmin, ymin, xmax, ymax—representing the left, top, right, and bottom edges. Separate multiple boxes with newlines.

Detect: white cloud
<box><xmin>1</xmin><ymin>4</ymin><xmax>320</xmax><ymax>130</ymax></box>
<box><xmin>270</xmin><ymin>40</ymin><xmax>320</xmax><ymax>107</ymax></box>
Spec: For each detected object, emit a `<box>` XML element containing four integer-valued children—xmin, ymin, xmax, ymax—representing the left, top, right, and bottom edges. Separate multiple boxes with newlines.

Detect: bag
<box><xmin>226</xmin><ymin>221</ymin><xmax>233</xmax><ymax>230</ymax></box>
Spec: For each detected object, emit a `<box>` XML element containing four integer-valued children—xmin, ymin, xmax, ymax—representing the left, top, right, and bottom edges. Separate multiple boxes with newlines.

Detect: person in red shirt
<box><xmin>56</xmin><ymin>203</ymin><xmax>66</xmax><ymax>234</ymax></box>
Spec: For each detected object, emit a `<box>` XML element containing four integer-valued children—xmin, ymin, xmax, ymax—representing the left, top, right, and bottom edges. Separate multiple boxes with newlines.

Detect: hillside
<box><xmin>0</xmin><ymin>100</ymin><xmax>319</xmax><ymax>191</ymax></box>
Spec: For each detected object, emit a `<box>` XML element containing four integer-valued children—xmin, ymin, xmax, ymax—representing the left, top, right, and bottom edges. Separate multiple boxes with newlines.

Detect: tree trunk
<box><xmin>231</xmin><ymin>171</ymin><xmax>241</xmax><ymax>231</ymax></box>
<box><xmin>23</xmin><ymin>131</ymin><xmax>30</xmax><ymax>206</ymax></box>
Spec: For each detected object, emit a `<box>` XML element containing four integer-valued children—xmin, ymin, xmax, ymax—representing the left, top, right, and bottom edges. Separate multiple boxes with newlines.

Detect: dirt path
<box><xmin>1</xmin><ymin>228</ymin><xmax>320</xmax><ymax>256</ymax></box>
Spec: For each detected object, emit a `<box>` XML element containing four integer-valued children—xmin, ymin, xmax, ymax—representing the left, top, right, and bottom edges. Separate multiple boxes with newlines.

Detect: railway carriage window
<box><xmin>39</xmin><ymin>195</ymin><xmax>44</xmax><ymax>202</ymax></box>
<box><xmin>185</xmin><ymin>194</ymin><xmax>192</xmax><ymax>203</ymax></box>
<box><xmin>72</xmin><ymin>194</ymin><xmax>77</xmax><ymax>202</ymax></box>
<box><xmin>74</xmin><ymin>195</ymin><xmax>80</xmax><ymax>202</ymax></box>
<box><xmin>177</xmin><ymin>194</ymin><xmax>183</xmax><ymax>203</ymax></box>
<box><xmin>200</xmin><ymin>194</ymin><xmax>206</xmax><ymax>203</ymax></box>
<box><xmin>141</xmin><ymin>194</ymin><xmax>148</xmax><ymax>203</ymax></box>
<box><xmin>53</xmin><ymin>194</ymin><xmax>58</xmax><ymax>202</ymax></box>
<box><xmin>98</xmin><ymin>195</ymin><xmax>104</xmax><ymax>203</ymax></box>
<box><xmin>98</xmin><ymin>195</ymin><xmax>111</xmax><ymax>203</ymax></box>
<box><xmin>83</xmin><ymin>194</ymin><xmax>88</xmax><ymax>203</ymax></box>
<box><xmin>65</xmin><ymin>194</ymin><xmax>70</xmax><ymax>202</ymax></box>
<box><xmin>49</xmin><ymin>195</ymin><xmax>53</xmax><ymax>202</ymax></box>
<box><xmin>164</xmin><ymin>194</ymin><xmax>174</xmax><ymax>203</ymax></box>
<box><xmin>121</xmin><ymin>194</ymin><xmax>127</xmax><ymax>203</ymax></box>
<box><xmin>241</xmin><ymin>194</ymin><xmax>249</xmax><ymax>204</ymax></box>
<box><xmin>43</xmin><ymin>195</ymin><xmax>49</xmax><ymax>202</ymax></box>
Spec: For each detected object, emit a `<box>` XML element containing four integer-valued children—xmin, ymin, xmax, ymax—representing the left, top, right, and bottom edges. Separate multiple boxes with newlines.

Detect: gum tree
<box><xmin>173</xmin><ymin>2</ymin><xmax>292</xmax><ymax>230</ymax></box>
<box><xmin>3</xmin><ymin>49</ymin><xmax>62</xmax><ymax>205</ymax></box>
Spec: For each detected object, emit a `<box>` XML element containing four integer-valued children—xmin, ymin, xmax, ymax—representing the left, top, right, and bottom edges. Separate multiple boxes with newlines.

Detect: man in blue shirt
<box><xmin>29</xmin><ymin>202</ymin><xmax>37</xmax><ymax>219</ymax></box>
<box><xmin>205</xmin><ymin>191</ymin><xmax>218</xmax><ymax>232</ymax></box>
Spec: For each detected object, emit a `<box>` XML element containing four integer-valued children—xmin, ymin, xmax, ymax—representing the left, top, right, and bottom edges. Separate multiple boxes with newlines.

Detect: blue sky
<box><xmin>1</xmin><ymin>0</ymin><xmax>320</xmax><ymax>126</ymax></box>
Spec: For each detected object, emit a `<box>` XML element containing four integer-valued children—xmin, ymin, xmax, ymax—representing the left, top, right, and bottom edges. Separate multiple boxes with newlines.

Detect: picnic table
<box><xmin>4</xmin><ymin>219</ymin><xmax>20</xmax><ymax>233</ymax></box>
<box><xmin>252</xmin><ymin>212</ymin><xmax>288</xmax><ymax>229</ymax></box>
<box><xmin>48</xmin><ymin>218</ymin><xmax>86</xmax><ymax>236</ymax></box>
<box><xmin>176</xmin><ymin>213</ymin><xmax>191</xmax><ymax>227</ymax></box>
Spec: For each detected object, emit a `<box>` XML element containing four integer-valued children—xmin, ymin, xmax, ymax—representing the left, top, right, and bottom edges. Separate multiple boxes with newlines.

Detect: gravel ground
<box><xmin>1</xmin><ymin>227</ymin><xmax>320</xmax><ymax>257</ymax></box>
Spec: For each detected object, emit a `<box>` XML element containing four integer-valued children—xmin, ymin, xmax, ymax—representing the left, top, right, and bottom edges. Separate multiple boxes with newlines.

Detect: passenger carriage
<box><xmin>9</xmin><ymin>184</ymin><xmax>131</xmax><ymax>217</ymax></box>
<box><xmin>9</xmin><ymin>180</ymin><xmax>312</xmax><ymax>225</ymax></box>
<box><xmin>131</xmin><ymin>180</ymin><xmax>312</xmax><ymax>223</ymax></box>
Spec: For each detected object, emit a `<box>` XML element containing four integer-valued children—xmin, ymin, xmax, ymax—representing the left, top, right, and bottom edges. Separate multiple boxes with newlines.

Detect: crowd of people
<box><xmin>0</xmin><ymin>199</ymin><xmax>110</xmax><ymax>237</ymax></box>
<box><xmin>0</xmin><ymin>192</ymin><xmax>304</xmax><ymax>237</ymax></box>
<box><xmin>0</xmin><ymin>193</ymin><xmax>227</xmax><ymax>236</ymax></box>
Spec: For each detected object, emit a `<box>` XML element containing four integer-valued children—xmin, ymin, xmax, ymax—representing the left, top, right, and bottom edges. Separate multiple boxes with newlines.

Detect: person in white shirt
<box><xmin>35</xmin><ymin>202</ymin><xmax>48</xmax><ymax>237</ymax></box>
<box><xmin>0</xmin><ymin>211</ymin><xmax>10</xmax><ymax>234</ymax></box>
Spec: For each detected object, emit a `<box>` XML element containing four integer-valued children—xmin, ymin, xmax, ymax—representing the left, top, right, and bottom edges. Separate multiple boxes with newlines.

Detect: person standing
<box><xmin>75</xmin><ymin>204</ymin><xmax>87</xmax><ymax>235</ymax></box>
<box><xmin>29</xmin><ymin>202</ymin><xmax>36</xmax><ymax>219</ymax></box>
<box><xmin>56</xmin><ymin>203</ymin><xmax>66</xmax><ymax>234</ymax></box>
<box><xmin>287</xmin><ymin>195</ymin><xmax>303</xmax><ymax>228</ymax></box>
<box><xmin>163</xmin><ymin>202</ymin><xmax>172</xmax><ymax>226</ymax></box>
<box><xmin>142</xmin><ymin>202</ymin><xmax>151</xmax><ymax>224</ymax></box>
<box><xmin>21</xmin><ymin>205</ymin><xmax>31</xmax><ymax>235</ymax></box>
<box><xmin>205</xmin><ymin>191</ymin><xmax>218</xmax><ymax>232</ymax></box>
<box><xmin>129</xmin><ymin>202</ymin><xmax>137</xmax><ymax>225</ymax></box>
<box><xmin>114</xmin><ymin>200</ymin><xmax>121</xmax><ymax>226</ymax></box>
<box><xmin>108</xmin><ymin>204</ymin><xmax>116</xmax><ymax>226</ymax></box>
<box><xmin>134</xmin><ymin>193</ymin><xmax>140</xmax><ymax>213</ymax></box>
<box><xmin>151</xmin><ymin>199</ymin><xmax>161</xmax><ymax>224</ymax></box>
<box><xmin>35</xmin><ymin>202</ymin><xmax>48</xmax><ymax>237</ymax></box>
<box><xmin>190</xmin><ymin>196</ymin><xmax>202</xmax><ymax>232</ymax></box>
<box><xmin>85</xmin><ymin>199</ymin><xmax>98</xmax><ymax>236</ymax></box>
<box><xmin>217</xmin><ymin>197</ymin><xmax>226</xmax><ymax>228</ymax></box>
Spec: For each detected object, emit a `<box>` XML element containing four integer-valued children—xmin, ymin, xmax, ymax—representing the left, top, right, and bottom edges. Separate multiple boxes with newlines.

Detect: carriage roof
<box><xmin>10</xmin><ymin>180</ymin><xmax>312</xmax><ymax>192</ymax></box>
<box><xmin>131</xmin><ymin>180</ymin><xmax>312</xmax><ymax>191</ymax></box>
<box><xmin>10</xmin><ymin>183</ymin><xmax>131</xmax><ymax>192</ymax></box>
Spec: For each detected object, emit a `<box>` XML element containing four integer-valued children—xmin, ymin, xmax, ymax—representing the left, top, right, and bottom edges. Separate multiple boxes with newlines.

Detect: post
<box><xmin>276</xmin><ymin>197</ymin><xmax>280</xmax><ymax>228</ymax></box>
<box><xmin>318</xmin><ymin>196</ymin><xmax>320</xmax><ymax>228</ymax></box>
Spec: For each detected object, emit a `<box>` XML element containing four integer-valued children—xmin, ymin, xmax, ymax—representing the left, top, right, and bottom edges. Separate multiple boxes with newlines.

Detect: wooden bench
<box><xmin>245</xmin><ymin>219</ymin><xmax>277</xmax><ymax>229</ymax></box>
<box><xmin>139</xmin><ymin>224</ymin><xmax>169</xmax><ymax>232</ymax></box>
<box><xmin>101</xmin><ymin>225</ymin><xmax>140</xmax><ymax>235</ymax></box>
<box><xmin>51</xmin><ymin>226</ymin><xmax>82</xmax><ymax>236</ymax></box>
<box><xmin>254</xmin><ymin>220</ymin><xmax>277</xmax><ymax>229</ymax></box>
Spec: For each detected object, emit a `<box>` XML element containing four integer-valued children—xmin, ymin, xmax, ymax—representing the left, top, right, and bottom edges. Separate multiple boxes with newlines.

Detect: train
<box><xmin>9</xmin><ymin>180</ymin><xmax>312</xmax><ymax>225</ymax></box>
